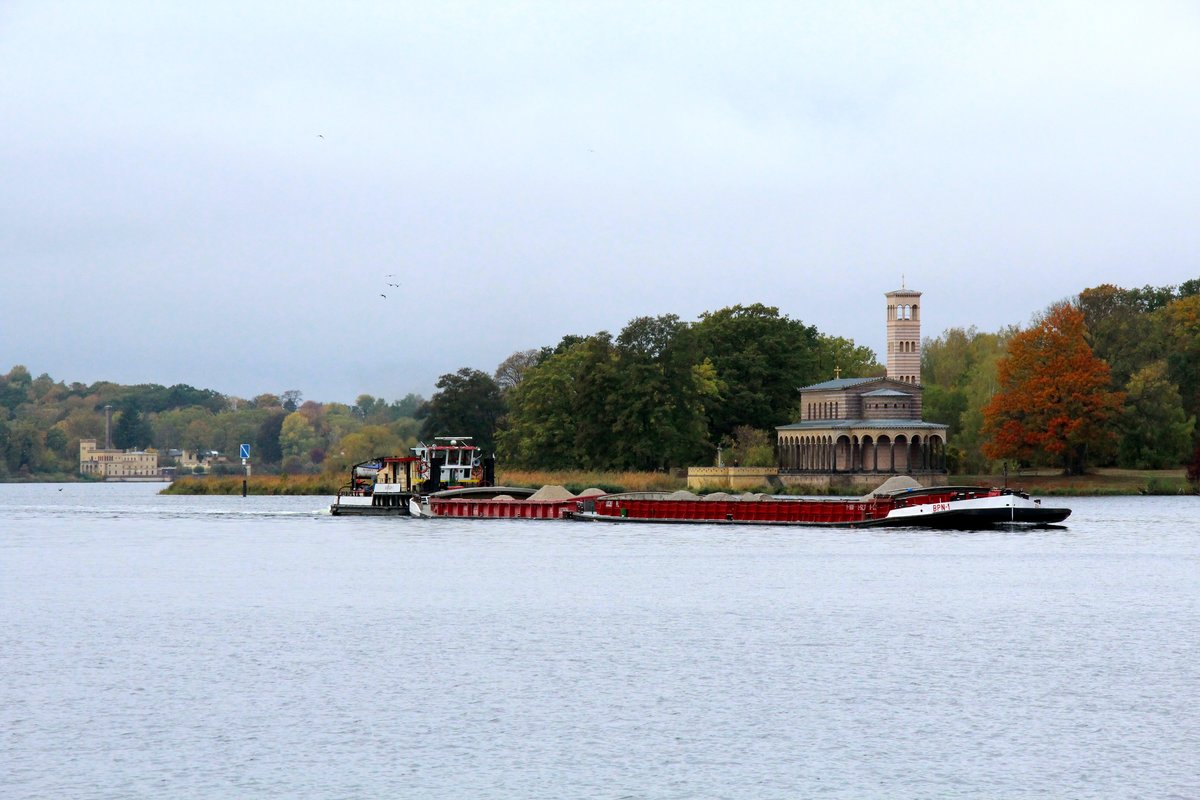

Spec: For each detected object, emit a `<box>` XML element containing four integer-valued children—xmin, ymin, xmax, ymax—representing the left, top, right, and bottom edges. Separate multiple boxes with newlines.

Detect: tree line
<box><xmin>925</xmin><ymin>279</ymin><xmax>1200</xmax><ymax>474</ymax></box>
<box><xmin>2</xmin><ymin>284</ymin><xmax>1198</xmax><ymax>481</ymax></box>
<box><xmin>425</xmin><ymin>305</ymin><xmax>880</xmax><ymax>470</ymax></box>
<box><xmin>0</xmin><ymin>369</ymin><xmax>428</xmax><ymax>480</ymax></box>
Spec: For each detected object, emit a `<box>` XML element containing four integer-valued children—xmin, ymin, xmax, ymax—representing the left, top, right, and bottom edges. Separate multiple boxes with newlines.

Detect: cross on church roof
<box><xmin>834</xmin><ymin>366</ymin><xmax>842</xmax><ymax>379</ymax></box>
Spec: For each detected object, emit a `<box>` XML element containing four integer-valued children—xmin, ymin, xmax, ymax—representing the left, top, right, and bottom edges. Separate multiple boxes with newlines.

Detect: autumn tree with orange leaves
<box><xmin>982</xmin><ymin>303</ymin><xmax>1124</xmax><ymax>475</ymax></box>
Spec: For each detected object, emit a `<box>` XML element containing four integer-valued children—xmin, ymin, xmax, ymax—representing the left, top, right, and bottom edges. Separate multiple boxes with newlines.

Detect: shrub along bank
<box><xmin>159</xmin><ymin>468</ymin><xmax>1193</xmax><ymax>496</ymax></box>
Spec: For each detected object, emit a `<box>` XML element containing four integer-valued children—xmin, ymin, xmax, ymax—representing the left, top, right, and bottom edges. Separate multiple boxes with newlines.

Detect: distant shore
<box><xmin>146</xmin><ymin>467</ymin><xmax>1193</xmax><ymax>496</ymax></box>
<box><xmin>957</xmin><ymin>467</ymin><xmax>1192</xmax><ymax>496</ymax></box>
<box><xmin>5</xmin><ymin>467</ymin><xmax>1189</xmax><ymax>495</ymax></box>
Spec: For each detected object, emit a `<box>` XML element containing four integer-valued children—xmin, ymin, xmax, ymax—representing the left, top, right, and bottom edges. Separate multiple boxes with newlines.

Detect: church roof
<box><xmin>776</xmin><ymin>419</ymin><xmax>948</xmax><ymax>432</ymax></box>
<box><xmin>796</xmin><ymin>376</ymin><xmax>884</xmax><ymax>392</ymax></box>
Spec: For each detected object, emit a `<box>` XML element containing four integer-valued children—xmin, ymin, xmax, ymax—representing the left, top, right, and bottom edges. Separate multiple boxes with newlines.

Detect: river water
<box><xmin>1</xmin><ymin>482</ymin><xmax>1197</xmax><ymax>799</ymax></box>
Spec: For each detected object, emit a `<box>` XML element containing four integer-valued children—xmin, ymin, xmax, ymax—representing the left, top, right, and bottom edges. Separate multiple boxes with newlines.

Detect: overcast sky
<box><xmin>2</xmin><ymin>2</ymin><xmax>1198</xmax><ymax>404</ymax></box>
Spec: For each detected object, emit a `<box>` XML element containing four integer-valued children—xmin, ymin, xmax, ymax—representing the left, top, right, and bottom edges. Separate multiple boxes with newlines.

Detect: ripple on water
<box><xmin>1</xmin><ymin>485</ymin><xmax>1197</xmax><ymax>799</ymax></box>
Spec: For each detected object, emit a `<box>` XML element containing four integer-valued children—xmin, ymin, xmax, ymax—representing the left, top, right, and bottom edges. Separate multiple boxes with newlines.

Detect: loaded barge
<box><xmin>568</xmin><ymin>481</ymin><xmax>1070</xmax><ymax>528</ymax></box>
<box><xmin>331</xmin><ymin>445</ymin><xmax>1070</xmax><ymax>527</ymax></box>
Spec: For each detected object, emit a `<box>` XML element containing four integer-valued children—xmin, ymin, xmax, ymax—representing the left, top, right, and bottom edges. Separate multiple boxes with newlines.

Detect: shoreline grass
<box><xmin>161</xmin><ymin>474</ymin><xmax>342</xmax><ymax>495</ymax></box>
<box><xmin>951</xmin><ymin>468</ymin><xmax>1193</xmax><ymax>496</ymax></box>
<box><xmin>155</xmin><ymin>467</ymin><xmax>1194</xmax><ymax>496</ymax></box>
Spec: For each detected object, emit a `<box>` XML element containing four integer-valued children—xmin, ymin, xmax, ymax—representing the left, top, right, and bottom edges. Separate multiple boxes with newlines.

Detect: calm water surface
<box><xmin>2</xmin><ymin>483</ymin><xmax>1197</xmax><ymax>799</ymax></box>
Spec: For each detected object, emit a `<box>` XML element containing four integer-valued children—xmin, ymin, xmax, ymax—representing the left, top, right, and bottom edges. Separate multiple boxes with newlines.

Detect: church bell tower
<box><xmin>886</xmin><ymin>285</ymin><xmax>922</xmax><ymax>384</ymax></box>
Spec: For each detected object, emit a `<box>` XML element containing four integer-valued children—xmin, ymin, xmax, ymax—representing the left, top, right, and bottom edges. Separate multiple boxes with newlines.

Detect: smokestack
<box><xmin>104</xmin><ymin>405</ymin><xmax>113</xmax><ymax>449</ymax></box>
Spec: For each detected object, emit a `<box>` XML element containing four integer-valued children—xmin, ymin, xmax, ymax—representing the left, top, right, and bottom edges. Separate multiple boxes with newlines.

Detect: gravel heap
<box><xmin>528</xmin><ymin>484</ymin><xmax>576</xmax><ymax>501</ymax></box>
<box><xmin>860</xmin><ymin>475</ymin><xmax>922</xmax><ymax>500</ymax></box>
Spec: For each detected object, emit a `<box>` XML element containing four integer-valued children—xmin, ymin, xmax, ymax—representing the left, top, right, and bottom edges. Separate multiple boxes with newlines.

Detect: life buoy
<box><xmin>416</xmin><ymin>461</ymin><xmax>430</xmax><ymax>478</ymax></box>
<box><xmin>471</xmin><ymin>457</ymin><xmax>481</xmax><ymax>468</ymax></box>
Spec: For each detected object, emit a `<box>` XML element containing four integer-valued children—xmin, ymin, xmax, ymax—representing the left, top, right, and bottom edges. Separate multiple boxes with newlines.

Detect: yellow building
<box><xmin>79</xmin><ymin>439</ymin><xmax>160</xmax><ymax>480</ymax></box>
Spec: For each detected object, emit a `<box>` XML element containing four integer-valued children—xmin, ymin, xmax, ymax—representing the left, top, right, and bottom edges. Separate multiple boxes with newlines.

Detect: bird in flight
<box><xmin>380</xmin><ymin>293</ymin><xmax>387</xmax><ymax>298</ymax></box>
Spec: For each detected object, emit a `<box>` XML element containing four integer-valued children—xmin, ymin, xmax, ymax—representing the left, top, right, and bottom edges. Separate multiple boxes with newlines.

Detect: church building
<box><xmin>775</xmin><ymin>286</ymin><xmax>948</xmax><ymax>487</ymax></box>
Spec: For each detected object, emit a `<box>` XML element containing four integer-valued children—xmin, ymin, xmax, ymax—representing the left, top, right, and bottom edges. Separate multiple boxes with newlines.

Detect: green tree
<box><xmin>60</xmin><ymin>407</ymin><xmax>104</xmax><ymax>450</ymax></box>
<box><xmin>497</xmin><ymin>334</ymin><xmax>618</xmax><ymax>469</ymax></box>
<box><xmin>1153</xmin><ymin>294</ymin><xmax>1200</xmax><ymax>424</ymax></box>
<box><xmin>1188</xmin><ymin>442</ymin><xmax>1200</xmax><ymax>487</ymax></box>
<box><xmin>324</xmin><ymin>423</ymin><xmax>419</xmax><ymax>475</ymax></box>
<box><xmin>494</xmin><ymin>349</ymin><xmax>541</xmax><ymax>392</ymax></box>
<box><xmin>112</xmin><ymin>400</ymin><xmax>153</xmax><ymax>450</ymax></box>
<box><xmin>0</xmin><ymin>365</ymin><xmax>33</xmax><ymax>411</ymax></box>
<box><xmin>255</xmin><ymin>411</ymin><xmax>287</xmax><ymax>465</ymax></box>
<box><xmin>953</xmin><ymin>347</ymin><xmax>1005</xmax><ymax>473</ymax></box>
<box><xmin>920</xmin><ymin>326</ymin><xmax>1008</xmax><ymax>471</ymax></box>
<box><xmin>1117</xmin><ymin>361</ymin><xmax>1195</xmax><ymax>468</ymax></box>
<box><xmin>166</xmin><ymin>384</ymin><xmax>227</xmax><ymax>413</ymax></box>
<box><xmin>252</xmin><ymin>393</ymin><xmax>282</xmax><ymax>409</ymax></box>
<box><xmin>279</xmin><ymin>411</ymin><xmax>319</xmax><ymax>467</ymax></box>
<box><xmin>922</xmin><ymin>384</ymin><xmax>967</xmax><ymax>440</ymax></box>
<box><xmin>813</xmin><ymin>335</ymin><xmax>884</xmax><ymax>381</ymax></box>
<box><xmin>3</xmin><ymin>419</ymin><xmax>42</xmax><ymax>474</ymax></box>
<box><xmin>419</xmin><ymin>368</ymin><xmax>505</xmax><ymax>453</ymax></box>
<box><xmin>322</xmin><ymin>403</ymin><xmax>362</xmax><ymax>448</ymax></box>
<box><xmin>610</xmin><ymin>315</ymin><xmax>717</xmax><ymax>470</ymax></box>
<box><xmin>152</xmin><ymin>406</ymin><xmax>217</xmax><ymax>452</ymax></box>
<box><xmin>183</xmin><ymin>417</ymin><xmax>215</xmax><ymax>457</ymax></box>
<box><xmin>355</xmin><ymin>394</ymin><xmax>390</xmax><ymax>424</ymax></box>
<box><xmin>693</xmin><ymin>304</ymin><xmax>825</xmax><ymax>440</ymax></box>
<box><xmin>31</xmin><ymin>373</ymin><xmax>59</xmax><ymax>401</ymax></box>
<box><xmin>982</xmin><ymin>303</ymin><xmax>1123</xmax><ymax>474</ymax></box>
<box><xmin>44</xmin><ymin>426</ymin><xmax>69</xmax><ymax>465</ymax></box>
<box><xmin>1078</xmin><ymin>284</ymin><xmax>1167</xmax><ymax>386</ymax></box>
<box><xmin>721</xmin><ymin>426</ymin><xmax>776</xmax><ymax>467</ymax></box>
<box><xmin>208</xmin><ymin>408</ymin><xmax>263</xmax><ymax>461</ymax></box>
<box><xmin>391</xmin><ymin>393</ymin><xmax>425</xmax><ymax>419</ymax></box>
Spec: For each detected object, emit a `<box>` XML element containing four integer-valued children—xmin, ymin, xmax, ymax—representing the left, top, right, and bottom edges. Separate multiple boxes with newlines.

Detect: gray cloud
<box><xmin>3</xmin><ymin>1</ymin><xmax>1198</xmax><ymax>402</ymax></box>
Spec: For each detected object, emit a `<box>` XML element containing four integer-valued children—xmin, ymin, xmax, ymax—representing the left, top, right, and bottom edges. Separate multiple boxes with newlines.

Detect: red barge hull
<box><xmin>424</xmin><ymin>497</ymin><xmax>580</xmax><ymax>520</ymax></box>
<box><xmin>568</xmin><ymin>486</ymin><xmax>1070</xmax><ymax>529</ymax></box>
<box><xmin>414</xmin><ymin>486</ymin><xmax>1070</xmax><ymax>528</ymax></box>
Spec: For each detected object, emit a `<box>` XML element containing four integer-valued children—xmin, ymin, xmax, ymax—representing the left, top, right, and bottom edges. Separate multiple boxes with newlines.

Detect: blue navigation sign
<box><xmin>240</xmin><ymin>443</ymin><xmax>251</xmax><ymax>459</ymax></box>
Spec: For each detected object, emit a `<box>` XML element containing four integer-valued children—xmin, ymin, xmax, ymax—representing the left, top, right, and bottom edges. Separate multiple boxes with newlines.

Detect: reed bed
<box><xmin>162</xmin><ymin>474</ymin><xmax>342</xmax><ymax>495</ymax></box>
<box><xmin>158</xmin><ymin>468</ymin><xmax>1193</xmax><ymax>496</ymax></box>
<box><xmin>949</xmin><ymin>469</ymin><xmax>1194</xmax><ymax>496</ymax></box>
